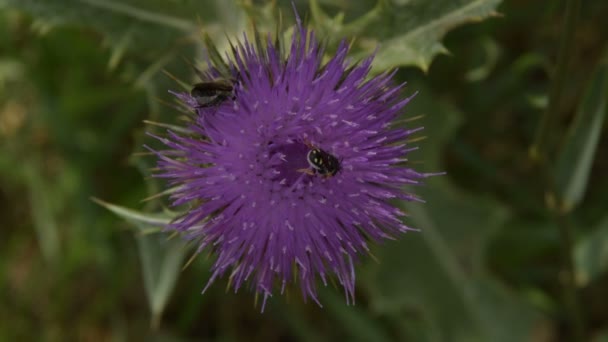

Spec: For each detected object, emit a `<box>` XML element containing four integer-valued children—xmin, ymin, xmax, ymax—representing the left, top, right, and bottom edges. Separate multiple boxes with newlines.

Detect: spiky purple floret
<box><xmin>151</xmin><ymin>21</ymin><xmax>429</xmax><ymax>311</ymax></box>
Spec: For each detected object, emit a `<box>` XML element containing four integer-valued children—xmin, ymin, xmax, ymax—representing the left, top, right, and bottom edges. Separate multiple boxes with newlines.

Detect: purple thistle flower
<box><xmin>151</xmin><ymin>17</ymin><xmax>430</xmax><ymax>311</ymax></box>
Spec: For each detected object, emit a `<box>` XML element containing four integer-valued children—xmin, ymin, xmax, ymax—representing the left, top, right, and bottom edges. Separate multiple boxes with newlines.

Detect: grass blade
<box><xmin>554</xmin><ymin>50</ymin><xmax>608</xmax><ymax>212</ymax></box>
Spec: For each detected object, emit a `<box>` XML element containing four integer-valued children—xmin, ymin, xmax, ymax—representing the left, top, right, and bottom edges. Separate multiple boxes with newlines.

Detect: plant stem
<box><xmin>536</xmin><ymin>160</ymin><xmax>585</xmax><ymax>341</ymax></box>
<box><xmin>530</xmin><ymin>0</ymin><xmax>582</xmax><ymax>161</ymax></box>
<box><xmin>536</xmin><ymin>162</ymin><xmax>585</xmax><ymax>341</ymax></box>
<box><xmin>529</xmin><ymin>0</ymin><xmax>585</xmax><ymax>338</ymax></box>
<box><xmin>555</xmin><ymin>210</ymin><xmax>584</xmax><ymax>342</ymax></box>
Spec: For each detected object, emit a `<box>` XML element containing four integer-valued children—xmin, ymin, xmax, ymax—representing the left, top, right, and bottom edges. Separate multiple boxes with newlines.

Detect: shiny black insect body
<box><xmin>306</xmin><ymin>148</ymin><xmax>341</xmax><ymax>177</ymax></box>
<box><xmin>190</xmin><ymin>80</ymin><xmax>234</xmax><ymax>108</ymax></box>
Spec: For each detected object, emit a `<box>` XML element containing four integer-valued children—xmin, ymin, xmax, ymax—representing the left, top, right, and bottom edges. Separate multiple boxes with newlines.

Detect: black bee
<box><xmin>190</xmin><ymin>80</ymin><xmax>235</xmax><ymax>108</ymax></box>
<box><xmin>299</xmin><ymin>145</ymin><xmax>341</xmax><ymax>178</ymax></box>
<box><xmin>308</xmin><ymin>148</ymin><xmax>341</xmax><ymax>177</ymax></box>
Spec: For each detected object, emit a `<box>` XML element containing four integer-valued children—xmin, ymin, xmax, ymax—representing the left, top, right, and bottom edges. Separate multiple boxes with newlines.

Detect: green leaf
<box><xmin>320</xmin><ymin>289</ymin><xmax>392</xmax><ymax>342</ymax></box>
<box><xmin>592</xmin><ymin>329</ymin><xmax>608</xmax><ymax>342</ymax></box>
<box><xmin>204</xmin><ymin>32</ymin><xmax>231</xmax><ymax>77</ymax></box>
<box><xmin>361</xmin><ymin>82</ymin><xmax>540</xmax><ymax>341</ymax></box>
<box><xmin>92</xmin><ymin>197</ymin><xmax>175</xmax><ymax>228</ymax></box>
<box><xmin>93</xmin><ymin>198</ymin><xmax>187</xmax><ymax>327</ymax></box>
<box><xmin>4</xmin><ymin>0</ymin><xmax>194</xmax><ymax>52</ymax></box>
<box><xmin>0</xmin><ymin>58</ymin><xmax>25</xmax><ymax>87</ymax></box>
<box><xmin>310</xmin><ymin>0</ymin><xmax>502</xmax><ymax>72</ymax></box>
<box><xmin>554</xmin><ymin>50</ymin><xmax>608</xmax><ymax>212</ymax></box>
<box><xmin>464</xmin><ymin>36</ymin><xmax>501</xmax><ymax>82</ymax></box>
<box><xmin>574</xmin><ymin>216</ymin><xmax>608</xmax><ymax>287</ymax></box>
<box><xmin>25</xmin><ymin>161</ymin><xmax>60</xmax><ymax>262</ymax></box>
<box><xmin>269</xmin><ymin>301</ymin><xmax>328</xmax><ymax>342</ymax></box>
<box><xmin>136</xmin><ymin>232</ymin><xmax>188</xmax><ymax>329</ymax></box>
<box><xmin>1</xmin><ymin>0</ymin><xmax>258</xmax><ymax>81</ymax></box>
<box><xmin>364</xmin><ymin>196</ymin><xmax>538</xmax><ymax>341</ymax></box>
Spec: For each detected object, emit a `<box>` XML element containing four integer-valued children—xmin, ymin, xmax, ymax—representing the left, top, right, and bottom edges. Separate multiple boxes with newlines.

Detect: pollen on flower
<box><xmin>149</xmin><ymin>11</ymin><xmax>432</xmax><ymax>312</ymax></box>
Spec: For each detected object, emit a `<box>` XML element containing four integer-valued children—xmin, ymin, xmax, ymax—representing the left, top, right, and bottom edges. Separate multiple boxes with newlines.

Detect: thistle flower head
<box><xmin>152</xmin><ymin>17</ymin><xmax>429</xmax><ymax>311</ymax></box>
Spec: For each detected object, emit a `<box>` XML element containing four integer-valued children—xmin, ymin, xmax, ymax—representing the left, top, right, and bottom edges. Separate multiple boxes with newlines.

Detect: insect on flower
<box><xmin>149</xmin><ymin>9</ymin><xmax>436</xmax><ymax>312</ymax></box>
<box><xmin>298</xmin><ymin>142</ymin><xmax>341</xmax><ymax>178</ymax></box>
<box><xmin>190</xmin><ymin>79</ymin><xmax>235</xmax><ymax>108</ymax></box>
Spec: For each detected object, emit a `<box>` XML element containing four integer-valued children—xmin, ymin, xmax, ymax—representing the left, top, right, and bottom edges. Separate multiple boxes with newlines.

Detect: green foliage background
<box><xmin>1</xmin><ymin>0</ymin><xmax>607</xmax><ymax>341</ymax></box>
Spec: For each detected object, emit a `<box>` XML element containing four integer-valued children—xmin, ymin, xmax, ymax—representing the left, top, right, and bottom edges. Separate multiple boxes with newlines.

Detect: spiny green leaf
<box><xmin>554</xmin><ymin>50</ymin><xmax>608</xmax><ymax>212</ymax></box>
<box><xmin>310</xmin><ymin>0</ymin><xmax>502</xmax><ymax>72</ymax></box>
<box><xmin>92</xmin><ymin>197</ymin><xmax>175</xmax><ymax>227</ymax></box>
<box><xmin>203</xmin><ymin>32</ymin><xmax>231</xmax><ymax>76</ymax></box>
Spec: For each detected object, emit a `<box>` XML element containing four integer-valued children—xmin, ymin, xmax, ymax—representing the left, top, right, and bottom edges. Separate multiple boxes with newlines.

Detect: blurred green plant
<box><xmin>1</xmin><ymin>0</ymin><xmax>608</xmax><ymax>341</ymax></box>
<box><xmin>554</xmin><ymin>49</ymin><xmax>608</xmax><ymax>213</ymax></box>
<box><xmin>310</xmin><ymin>0</ymin><xmax>502</xmax><ymax>72</ymax></box>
